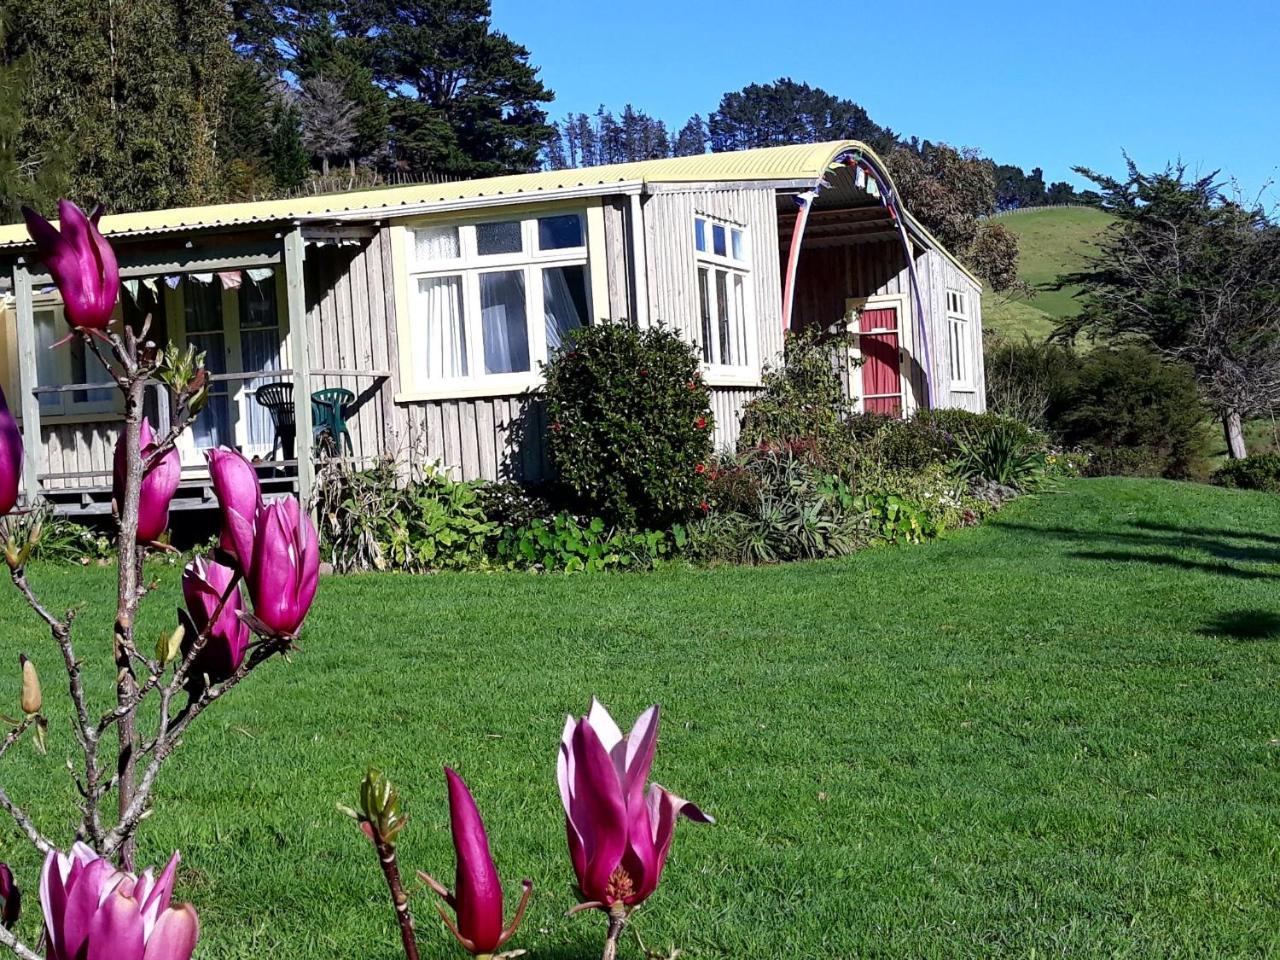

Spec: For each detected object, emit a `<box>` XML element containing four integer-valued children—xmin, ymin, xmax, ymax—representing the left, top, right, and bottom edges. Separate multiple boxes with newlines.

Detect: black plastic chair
<box><xmin>253</xmin><ymin>382</ymin><xmax>296</xmax><ymax>461</ymax></box>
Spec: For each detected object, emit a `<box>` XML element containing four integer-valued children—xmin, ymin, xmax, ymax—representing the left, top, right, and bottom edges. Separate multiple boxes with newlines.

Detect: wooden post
<box><xmin>283</xmin><ymin>227</ymin><xmax>314</xmax><ymax>506</ymax></box>
<box><xmin>12</xmin><ymin>262</ymin><xmax>42</xmax><ymax>504</ymax></box>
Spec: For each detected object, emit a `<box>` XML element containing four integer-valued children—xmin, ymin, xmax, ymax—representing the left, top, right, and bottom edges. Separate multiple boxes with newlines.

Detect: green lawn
<box><xmin>2</xmin><ymin>478</ymin><xmax>1280</xmax><ymax>958</ymax></box>
<box><xmin>982</xmin><ymin>206</ymin><xmax>1113</xmax><ymax>341</ymax></box>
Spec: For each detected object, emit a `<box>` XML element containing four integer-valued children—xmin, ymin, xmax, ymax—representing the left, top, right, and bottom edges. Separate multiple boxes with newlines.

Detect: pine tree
<box><xmin>673</xmin><ymin>115</ymin><xmax>707</xmax><ymax>157</ymax></box>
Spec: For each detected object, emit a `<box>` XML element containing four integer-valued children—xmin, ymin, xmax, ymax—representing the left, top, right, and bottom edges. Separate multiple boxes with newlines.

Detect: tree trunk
<box><xmin>1223</xmin><ymin>410</ymin><xmax>1247</xmax><ymax>459</ymax></box>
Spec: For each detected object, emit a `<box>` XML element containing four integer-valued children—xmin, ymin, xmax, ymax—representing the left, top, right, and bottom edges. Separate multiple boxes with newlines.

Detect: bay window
<box><xmin>405</xmin><ymin>212</ymin><xmax>591</xmax><ymax>392</ymax></box>
<box><xmin>694</xmin><ymin>215</ymin><xmax>753</xmax><ymax>372</ymax></box>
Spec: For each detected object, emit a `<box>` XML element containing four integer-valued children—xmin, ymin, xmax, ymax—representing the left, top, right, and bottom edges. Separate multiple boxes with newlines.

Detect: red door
<box><xmin>858</xmin><ymin>306</ymin><xmax>902</xmax><ymax>415</ymax></box>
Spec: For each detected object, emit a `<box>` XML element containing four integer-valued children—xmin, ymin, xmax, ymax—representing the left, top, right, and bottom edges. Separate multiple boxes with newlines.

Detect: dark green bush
<box><xmin>1053</xmin><ymin>347</ymin><xmax>1206</xmax><ymax>479</ymax></box>
<box><xmin>952</xmin><ymin>421</ymin><xmax>1048</xmax><ymax>490</ymax></box>
<box><xmin>543</xmin><ymin>323</ymin><xmax>713</xmax><ymax>528</ymax></box>
<box><xmin>739</xmin><ymin>327</ymin><xmax>853</xmax><ymax>455</ymax></box>
<box><xmin>1212</xmin><ymin>454</ymin><xmax>1280</xmax><ymax>493</ymax></box>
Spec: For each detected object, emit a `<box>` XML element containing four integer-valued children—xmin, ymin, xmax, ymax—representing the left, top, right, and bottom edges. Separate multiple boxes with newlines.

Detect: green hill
<box><xmin>981</xmin><ymin>205</ymin><xmax>1113</xmax><ymax>341</ymax></box>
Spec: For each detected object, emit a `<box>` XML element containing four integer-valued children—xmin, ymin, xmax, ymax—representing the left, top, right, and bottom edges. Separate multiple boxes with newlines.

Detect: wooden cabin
<box><xmin>0</xmin><ymin>140</ymin><xmax>985</xmax><ymax>517</ymax></box>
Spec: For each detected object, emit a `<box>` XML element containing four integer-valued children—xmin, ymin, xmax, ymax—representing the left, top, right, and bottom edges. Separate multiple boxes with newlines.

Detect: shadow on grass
<box><xmin>1200</xmin><ymin>609</ymin><xmax>1280</xmax><ymax>641</ymax></box>
<box><xmin>994</xmin><ymin>517</ymin><xmax>1280</xmax><ymax>577</ymax></box>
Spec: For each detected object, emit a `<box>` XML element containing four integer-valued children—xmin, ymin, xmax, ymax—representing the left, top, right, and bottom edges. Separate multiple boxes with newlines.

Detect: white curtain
<box><xmin>415</xmin><ymin>276</ymin><xmax>467</xmax><ymax>379</ymax></box>
<box><xmin>480</xmin><ymin>271</ymin><xmax>529</xmax><ymax>374</ymax></box>
<box><xmin>543</xmin><ymin>266</ymin><xmax>585</xmax><ymax>352</ymax></box>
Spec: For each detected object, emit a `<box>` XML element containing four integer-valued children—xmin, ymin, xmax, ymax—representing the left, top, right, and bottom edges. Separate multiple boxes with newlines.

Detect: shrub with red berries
<box><xmin>542</xmin><ymin>322</ymin><xmax>714</xmax><ymax>528</ymax></box>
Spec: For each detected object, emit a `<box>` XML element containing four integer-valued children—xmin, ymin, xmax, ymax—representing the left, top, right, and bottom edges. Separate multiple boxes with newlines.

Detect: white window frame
<box><xmin>693</xmin><ymin>214</ymin><xmax>756</xmax><ymax>384</ymax></box>
<box><xmin>946</xmin><ymin>288</ymin><xmax>975</xmax><ymax>391</ymax></box>
<box><xmin>399</xmin><ymin>209</ymin><xmax>594</xmax><ymax>399</ymax></box>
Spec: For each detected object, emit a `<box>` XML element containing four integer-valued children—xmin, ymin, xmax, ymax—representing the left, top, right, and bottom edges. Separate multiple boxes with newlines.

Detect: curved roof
<box><xmin>0</xmin><ymin>140</ymin><xmax>977</xmax><ymax>282</ymax></box>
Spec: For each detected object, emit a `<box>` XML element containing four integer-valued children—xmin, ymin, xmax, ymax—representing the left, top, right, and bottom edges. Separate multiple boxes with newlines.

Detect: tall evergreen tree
<box><xmin>708</xmin><ymin>78</ymin><xmax>893</xmax><ymax>154</ymax></box>
<box><xmin>341</xmin><ymin>0</ymin><xmax>552</xmax><ymax>177</ymax></box>
<box><xmin>673</xmin><ymin>115</ymin><xmax>708</xmax><ymax>157</ymax></box>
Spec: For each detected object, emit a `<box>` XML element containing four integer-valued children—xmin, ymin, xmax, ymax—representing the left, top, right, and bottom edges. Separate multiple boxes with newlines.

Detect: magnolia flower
<box><xmin>40</xmin><ymin>843</ymin><xmax>198</xmax><ymax>960</ymax></box>
<box><xmin>247</xmin><ymin>496</ymin><xmax>319</xmax><ymax>638</ymax></box>
<box><xmin>22</xmin><ymin>201</ymin><xmax>120</xmax><ymax>331</ymax></box>
<box><xmin>421</xmin><ymin>768</ymin><xmax>532</xmax><ymax>956</ymax></box>
<box><xmin>0</xmin><ymin>862</ymin><xmax>19</xmax><ymax>930</ymax></box>
<box><xmin>113</xmin><ymin>418</ymin><xmax>180</xmax><ymax>544</ymax></box>
<box><xmin>206</xmin><ymin>447</ymin><xmax>261</xmax><ymax>570</ymax></box>
<box><xmin>0</xmin><ymin>386</ymin><xmax>21</xmax><ymax>516</ymax></box>
<box><xmin>558</xmin><ymin>700</ymin><xmax>712</xmax><ymax>912</ymax></box>
<box><xmin>181</xmin><ymin>556</ymin><xmax>249</xmax><ymax>682</ymax></box>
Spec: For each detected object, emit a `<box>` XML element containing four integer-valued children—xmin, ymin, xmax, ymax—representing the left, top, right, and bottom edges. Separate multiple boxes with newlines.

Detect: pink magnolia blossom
<box><xmin>22</xmin><ymin>201</ymin><xmax>119</xmax><ymax>331</ymax></box>
<box><xmin>558</xmin><ymin>699</ymin><xmax>712</xmax><ymax>910</ymax></box>
<box><xmin>247</xmin><ymin>496</ymin><xmax>319</xmax><ymax>638</ymax></box>
<box><xmin>112</xmin><ymin>418</ymin><xmax>180</xmax><ymax>544</ymax></box>
<box><xmin>0</xmin><ymin>862</ymin><xmax>19</xmax><ymax>930</ymax></box>
<box><xmin>40</xmin><ymin>843</ymin><xmax>198</xmax><ymax>960</ymax></box>
<box><xmin>182</xmin><ymin>556</ymin><xmax>249</xmax><ymax>681</ymax></box>
<box><xmin>0</xmin><ymin>386</ymin><xmax>21</xmax><ymax>516</ymax></box>
<box><xmin>426</xmin><ymin>767</ymin><xmax>531</xmax><ymax>955</ymax></box>
<box><xmin>205</xmin><ymin>447</ymin><xmax>261</xmax><ymax>570</ymax></box>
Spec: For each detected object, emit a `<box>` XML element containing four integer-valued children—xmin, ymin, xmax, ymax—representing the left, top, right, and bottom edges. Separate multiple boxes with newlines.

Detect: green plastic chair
<box><xmin>311</xmin><ymin>388</ymin><xmax>355</xmax><ymax>456</ymax></box>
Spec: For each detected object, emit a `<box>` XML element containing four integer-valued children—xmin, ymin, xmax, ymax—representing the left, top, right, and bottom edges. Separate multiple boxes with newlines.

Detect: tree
<box><xmin>0</xmin><ymin>11</ymin><xmax>68</xmax><ymax>220</ymax></box>
<box><xmin>4</xmin><ymin>0</ymin><xmax>233</xmax><ymax>212</ymax></box>
<box><xmin>298</xmin><ymin>75</ymin><xmax>360</xmax><ymax>174</ymax></box>
<box><xmin>341</xmin><ymin>0</ymin><xmax>553</xmax><ymax>177</ymax></box>
<box><xmin>708</xmin><ymin>78</ymin><xmax>893</xmax><ymax>154</ymax></box>
<box><xmin>1056</xmin><ymin>160</ymin><xmax>1280</xmax><ymax>458</ymax></box>
<box><xmin>673</xmin><ymin>115</ymin><xmax>707</xmax><ymax>157</ymax></box>
<box><xmin>968</xmin><ymin>221</ymin><xmax>1021</xmax><ymax>294</ymax></box>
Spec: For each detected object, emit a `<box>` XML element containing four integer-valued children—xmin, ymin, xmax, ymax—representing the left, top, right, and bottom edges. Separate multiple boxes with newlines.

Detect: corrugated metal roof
<box><xmin>0</xmin><ymin>141</ymin><xmax>864</xmax><ymax>251</ymax></box>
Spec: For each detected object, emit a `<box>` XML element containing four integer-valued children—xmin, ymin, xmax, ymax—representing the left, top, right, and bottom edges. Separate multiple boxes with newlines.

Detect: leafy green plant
<box><xmin>495</xmin><ymin>513</ymin><xmax>683</xmax><ymax>573</ymax></box>
<box><xmin>739</xmin><ymin>327</ymin><xmax>854</xmax><ymax>456</ymax></box>
<box><xmin>316</xmin><ymin>459</ymin><xmax>495</xmax><ymax>572</ymax></box>
<box><xmin>18</xmin><ymin>506</ymin><xmax>113</xmax><ymax>564</ymax></box>
<box><xmin>543</xmin><ymin>323</ymin><xmax>713</xmax><ymax>528</ymax></box>
<box><xmin>1212</xmin><ymin>454</ymin><xmax>1280</xmax><ymax>493</ymax></box>
<box><xmin>952</xmin><ymin>422</ymin><xmax>1048</xmax><ymax>490</ymax></box>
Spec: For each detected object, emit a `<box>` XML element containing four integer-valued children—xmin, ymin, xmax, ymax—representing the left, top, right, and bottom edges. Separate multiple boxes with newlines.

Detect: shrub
<box><xmin>495</xmin><ymin>513</ymin><xmax>684</xmax><ymax>573</ymax></box>
<box><xmin>1212</xmin><ymin>454</ymin><xmax>1280</xmax><ymax>493</ymax></box>
<box><xmin>543</xmin><ymin>323</ymin><xmax>713</xmax><ymax>528</ymax></box>
<box><xmin>693</xmin><ymin>447</ymin><xmax>867</xmax><ymax>564</ymax></box>
<box><xmin>20</xmin><ymin>505</ymin><xmax>112</xmax><ymax>564</ymax></box>
<box><xmin>952</xmin><ymin>421</ymin><xmax>1048</xmax><ymax>490</ymax></box>
<box><xmin>316</xmin><ymin>459</ymin><xmax>495</xmax><ymax>572</ymax></box>
<box><xmin>983</xmin><ymin>336</ymin><xmax>1078</xmax><ymax>429</ymax></box>
<box><xmin>1053</xmin><ymin>347</ymin><xmax>1206</xmax><ymax>479</ymax></box>
<box><xmin>739</xmin><ymin>327</ymin><xmax>853</xmax><ymax>455</ymax></box>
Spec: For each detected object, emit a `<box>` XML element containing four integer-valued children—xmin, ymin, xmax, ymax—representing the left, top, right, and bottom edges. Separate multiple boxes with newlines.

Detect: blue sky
<box><xmin>491</xmin><ymin>0</ymin><xmax>1280</xmax><ymax>204</ymax></box>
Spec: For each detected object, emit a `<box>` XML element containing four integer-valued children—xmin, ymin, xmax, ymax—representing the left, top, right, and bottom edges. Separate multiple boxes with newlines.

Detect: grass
<box><xmin>982</xmin><ymin>206</ymin><xmax>1113</xmax><ymax>341</ymax></box>
<box><xmin>2</xmin><ymin>477</ymin><xmax>1280</xmax><ymax>958</ymax></box>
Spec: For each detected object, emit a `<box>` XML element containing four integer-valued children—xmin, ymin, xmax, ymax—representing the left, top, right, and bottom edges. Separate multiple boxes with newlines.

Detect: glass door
<box><xmin>181</xmin><ymin>279</ymin><xmax>236</xmax><ymax>462</ymax></box>
<box><xmin>237</xmin><ymin>274</ymin><xmax>285</xmax><ymax>459</ymax></box>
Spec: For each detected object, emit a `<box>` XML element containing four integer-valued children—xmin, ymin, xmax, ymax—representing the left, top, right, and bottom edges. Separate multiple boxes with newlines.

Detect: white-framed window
<box><xmin>693</xmin><ymin>215</ymin><xmax>753</xmax><ymax>371</ymax></box>
<box><xmin>404</xmin><ymin>211</ymin><xmax>591</xmax><ymax>392</ymax></box>
<box><xmin>33</xmin><ymin>304</ymin><xmax>118</xmax><ymax>417</ymax></box>
<box><xmin>946</xmin><ymin>288</ymin><xmax>973</xmax><ymax>389</ymax></box>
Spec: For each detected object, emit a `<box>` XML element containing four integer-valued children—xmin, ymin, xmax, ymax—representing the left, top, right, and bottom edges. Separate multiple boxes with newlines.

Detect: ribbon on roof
<box><xmin>191</xmin><ymin>272</ymin><xmax>214</xmax><ymax>285</ymax></box>
<box><xmin>142</xmin><ymin>277</ymin><xmax>159</xmax><ymax>296</ymax></box>
<box><xmin>218</xmin><ymin>271</ymin><xmax>242</xmax><ymax>290</ymax></box>
<box><xmin>123</xmin><ymin>279</ymin><xmax>140</xmax><ymax>302</ymax></box>
<box><xmin>165</xmin><ymin>276</ymin><xmax>181</xmax><ymax>290</ymax></box>
<box><xmin>247</xmin><ymin>267</ymin><xmax>274</xmax><ymax>283</ymax></box>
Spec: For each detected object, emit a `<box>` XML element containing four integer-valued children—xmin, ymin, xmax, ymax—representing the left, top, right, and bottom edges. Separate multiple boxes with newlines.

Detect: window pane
<box><xmin>479</xmin><ymin>271</ymin><xmax>530</xmax><ymax>374</ymax></box>
<box><xmin>731</xmin><ymin>229</ymin><xmax>744</xmax><ymax>261</ymax></box>
<box><xmin>715</xmin><ymin>270</ymin><xmax>731</xmax><ymax>365</ymax></box>
<box><xmin>414</xmin><ymin>226</ymin><xmax>460</xmax><ymax>265</ymax></box>
<box><xmin>414</xmin><ymin>276</ymin><xmax>468</xmax><ymax>379</ymax></box>
<box><xmin>544</xmin><ymin>265</ymin><xmax>588</xmax><ymax>352</ymax></box>
<box><xmin>184</xmin><ymin>278</ymin><xmax>222</xmax><ymax>333</ymax></box>
<box><xmin>698</xmin><ymin>268</ymin><xmax>712</xmax><ymax>363</ymax></box>
<box><xmin>694</xmin><ymin>219</ymin><xmax>707</xmax><ymax>253</ymax></box>
<box><xmin>734</xmin><ymin>274</ymin><xmax>747</xmax><ymax>366</ymax></box>
<box><xmin>712</xmin><ymin>224</ymin><xmax>727</xmax><ymax>257</ymax></box>
<box><xmin>239</xmin><ymin>276</ymin><xmax>278</xmax><ymax>330</ymax></box>
<box><xmin>538</xmin><ymin>215</ymin><xmax>583</xmax><ymax>250</ymax></box>
<box><xmin>476</xmin><ymin>220</ymin><xmax>523</xmax><ymax>256</ymax></box>
<box><xmin>34</xmin><ymin>310</ymin><xmax>64</xmax><ymax>413</ymax></box>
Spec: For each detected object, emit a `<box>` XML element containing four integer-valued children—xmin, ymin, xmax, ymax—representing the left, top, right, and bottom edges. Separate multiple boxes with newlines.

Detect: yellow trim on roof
<box><xmin>0</xmin><ymin>140</ymin><xmax>978</xmax><ymax>284</ymax></box>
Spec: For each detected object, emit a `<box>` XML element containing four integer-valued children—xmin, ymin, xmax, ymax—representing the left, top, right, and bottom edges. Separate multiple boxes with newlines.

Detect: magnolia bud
<box><xmin>156</xmin><ymin>623</ymin><xmax>185</xmax><ymax>666</ymax></box>
<box><xmin>19</xmin><ymin>655</ymin><xmax>40</xmax><ymax>715</ymax></box>
<box><xmin>358</xmin><ymin>768</ymin><xmax>407</xmax><ymax>846</ymax></box>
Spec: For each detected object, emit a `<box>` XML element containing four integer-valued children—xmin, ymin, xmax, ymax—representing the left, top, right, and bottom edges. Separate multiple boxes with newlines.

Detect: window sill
<box><xmin>948</xmin><ymin>385</ymin><xmax>978</xmax><ymax>393</ymax></box>
<box><xmin>395</xmin><ymin>377</ymin><xmax>543</xmax><ymax>403</ymax></box>
<box><xmin>19</xmin><ymin>411</ymin><xmax>125</xmax><ymax>426</ymax></box>
<box><xmin>702</xmin><ymin>369</ymin><xmax>763</xmax><ymax>389</ymax></box>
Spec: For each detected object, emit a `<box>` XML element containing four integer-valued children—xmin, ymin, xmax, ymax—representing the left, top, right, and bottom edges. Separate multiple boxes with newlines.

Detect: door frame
<box><xmin>844</xmin><ymin>293</ymin><xmax>916</xmax><ymax>417</ymax></box>
<box><xmin>165</xmin><ymin>271</ymin><xmax>290</xmax><ymax>468</ymax></box>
